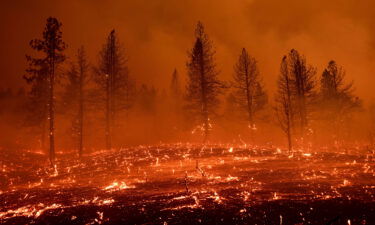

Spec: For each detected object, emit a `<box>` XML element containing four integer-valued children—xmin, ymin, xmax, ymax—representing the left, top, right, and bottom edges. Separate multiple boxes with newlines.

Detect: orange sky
<box><xmin>1</xmin><ymin>0</ymin><xmax>375</xmax><ymax>102</ymax></box>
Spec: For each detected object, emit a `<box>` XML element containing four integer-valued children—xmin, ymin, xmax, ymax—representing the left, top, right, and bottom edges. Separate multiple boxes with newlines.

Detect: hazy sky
<box><xmin>1</xmin><ymin>0</ymin><xmax>375</xmax><ymax>101</ymax></box>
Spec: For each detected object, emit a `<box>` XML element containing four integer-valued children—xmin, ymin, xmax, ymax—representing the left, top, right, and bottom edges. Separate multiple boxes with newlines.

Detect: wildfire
<box><xmin>0</xmin><ymin>203</ymin><xmax>62</xmax><ymax>220</ymax></box>
<box><xmin>103</xmin><ymin>181</ymin><xmax>135</xmax><ymax>191</ymax></box>
<box><xmin>0</xmin><ymin>144</ymin><xmax>373</xmax><ymax>224</ymax></box>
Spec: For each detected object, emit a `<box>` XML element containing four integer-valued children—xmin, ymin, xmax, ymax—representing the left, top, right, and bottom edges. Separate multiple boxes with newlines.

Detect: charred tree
<box><xmin>185</xmin><ymin>22</ymin><xmax>223</xmax><ymax>142</ymax></box>
<box><xmin>170</xmin><ymin>69</ymin><xmax>183</xmax><ymax>131</ymax></box>
<box><xmin>319</xmin><ymin>60</ymin><xmax>361</xmax><ymax>144</ymax></box>
<box><xmin>25</xmin><ymin>17</ymin><xmax>66</xmax><ymax>164</ymax></box>
<box><xmin>62</xmin><ymin>47</ymin><xmax>88</xmax><ymax>158</ymax></box>
<box><xmin>275</xmin><ymin>56</ymin><xmax>294</xmax><ymax>153</ymax></box>
<box><xmin>320</xmin><ymin>61</ymin><xmax>360</xmax><ymax>113</ymax></box>
<box><xmin>232</xmin><ymin>48</ymin><xmax>267</xmax><ymax>130</ymax></box>
<box><xmin>170</xmin><ymin>69</ymin><xmax>182</xmax><ymax>102</ymax></box>
<box><xmin>77</xmin><ymin>47</ymin><xmax>88</xmax><ymax>157</ymax></box>
<box><xmin>286</xmin><ymin>49</ymin><xmax>316</xmax><ymax>138</ymax></box>
<box><xmin>94</xmin><ymin>30</ymin><xmax>131</xmax><ymax>149</ymax></box>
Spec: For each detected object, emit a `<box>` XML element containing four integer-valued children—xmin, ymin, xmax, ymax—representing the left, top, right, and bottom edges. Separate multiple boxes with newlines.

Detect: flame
<box><xmin>103</xmin><ymin>181</ymin><xmax>135</xmax><ymax>191</ymax></box>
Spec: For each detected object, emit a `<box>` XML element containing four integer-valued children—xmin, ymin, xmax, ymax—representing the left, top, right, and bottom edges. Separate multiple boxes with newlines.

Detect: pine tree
<box><xmin>170</xmin><ymin>69</ymin><xmax>181</xmax><ymax>101</ymax></box>
<box><xmin>320</xmin><ymin>61</ymin><xmax>360</xmax><ymax>113</ymax></box>
<box><xmin>232</xmin><ymin>48</ymin><xmax>267</xmax><ymax>129</ymax></box>
<box><xmin>185</xmin><ymin>22</ymin><xmax>223</xmax><ymax>141</ymax></box>
<box><xmin>286</xmin><ymin>49</ymin><xmax>316</xmax><ymax>137</ymax></box>
<box><xmin>24</xmin><ymin>17</ymin><xmax>66</xmax><ymax>164</ymax></box>
<box><xmin>275</xmin><ymin>56</ymin><xmax>294</xmax><ymax>153</ymax></box>
<box><xmin>62</xmin><ymin>46</ymin><xmax>88</xmax><ymax>157</ymax></box>
<box><xmin>170</xmin><ymin>69</ymin><xmax>183</xmax><ymax>132</ymax></box>
<box><xmin>93</xmin><ymin>30</ymin><xmax>131</xmax><ymax>149</ymax></box>
<box><xmin>319</xmin><ymin>60</ymin><xmax>361</xmax><ymax>143</ymax></box>
<box><xmin>170</xmin><ymin>69</ymin><xmax>182</xmax><ymax>114</ymax></box>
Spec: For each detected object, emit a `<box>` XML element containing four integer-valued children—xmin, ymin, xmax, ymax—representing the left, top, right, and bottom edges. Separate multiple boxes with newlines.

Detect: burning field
<box><xmin>0</xmin><ymin>144</ymin><xmax>374</xmax><ymax>225</ymax></box>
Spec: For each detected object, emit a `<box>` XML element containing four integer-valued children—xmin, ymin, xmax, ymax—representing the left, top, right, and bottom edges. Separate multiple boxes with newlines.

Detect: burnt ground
<box><xmin>0</xmin><ymin>144</ymin><xmax>374</xmax><ymax>224</ymax></box>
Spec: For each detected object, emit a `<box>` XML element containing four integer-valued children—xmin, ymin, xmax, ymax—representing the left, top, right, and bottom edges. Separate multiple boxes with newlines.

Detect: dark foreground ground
<box><xmin>0</xmin><ymin>144</ymin><xmax>374</xmax><ymax>224</ymax></box>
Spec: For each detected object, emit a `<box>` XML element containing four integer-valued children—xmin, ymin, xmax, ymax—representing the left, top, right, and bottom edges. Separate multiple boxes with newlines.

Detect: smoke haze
<box><xmin>1</xmin><ymin>0</ymin><xmax>375</xmax><ymax>101</ymax></box>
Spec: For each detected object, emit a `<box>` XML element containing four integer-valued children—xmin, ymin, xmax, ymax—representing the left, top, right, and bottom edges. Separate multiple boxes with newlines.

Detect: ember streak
<box><xmin>0</xmin><ymin>144</ymin><xmax>374</xmax><ymax>224</ymax></box>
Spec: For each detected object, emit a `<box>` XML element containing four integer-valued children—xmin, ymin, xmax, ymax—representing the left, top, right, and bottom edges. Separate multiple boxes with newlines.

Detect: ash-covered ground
<box><xmin>0</xmin><ymin>144</ymin><xmax>374</xmax><ymax>225</ymax></box>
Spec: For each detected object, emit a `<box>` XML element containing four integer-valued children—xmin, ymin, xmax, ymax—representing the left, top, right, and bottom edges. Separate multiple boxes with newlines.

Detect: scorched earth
<box><xmin>0</xmin><ymin>144</ymin><xmax>374</xmax><ymax>224</ymax></box>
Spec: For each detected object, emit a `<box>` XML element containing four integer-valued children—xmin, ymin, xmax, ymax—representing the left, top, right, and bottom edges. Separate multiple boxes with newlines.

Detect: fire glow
<box><xmin>0</xmin><ymin>144</ymin><xmax>374</xmax><ymax>224</ymax></box>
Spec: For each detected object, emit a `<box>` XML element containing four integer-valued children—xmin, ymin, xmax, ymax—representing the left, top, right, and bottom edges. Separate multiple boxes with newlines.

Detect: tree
<box><xmin>287</xmin><ymin>49</ymin><xmax>316</xmax><ymax>137</ymax></box>
<box><xmin>275</xmin><ymin>56</ymin><xmax>294</xmax><ymax>153</ymax></box>
<box><xmin>185</xmin><ymin>22</ymin><xmax>223</xmax><ymax>141</ymax></box>
<box><xmin>93</xmin><ymin>29</ymin><xmax>131</xmax><ymax>149</ymax></box>
<box><xmin>170</xmin><ymin>69</ymin><xmax>183</xmax><ymax>115</ymax></box>
<box><xmin>320</xmin><ymin>61</ymin><xmax>360</xmax><ymax>114</ymax></box>
<box><xmin>232</xmin><ymin>48</ymin><xmax>267</xmax><ymax>130</ymax></box>
<box><xmin>169</xmin><ymin>69</ymin><xmax>183</xmax><ymax>132</ymax></box>
<box><xmin>170</xmin><ymin>69</ymin><xmax>182</xmax><ymax>103</ymax></box>
<box><xmin>24</xmin><ymin>17</ymin><xmax>66</xmax><ymax>164</ymax></box>
<box><xmin>62</xmin><ymin>46</ymin><xmax>89</xmax><ymax>157</ymax></box>
<box><xmin>319</xmin><ymin>60</ymin><xmax>361</xmax><ymax>143</ymax></box>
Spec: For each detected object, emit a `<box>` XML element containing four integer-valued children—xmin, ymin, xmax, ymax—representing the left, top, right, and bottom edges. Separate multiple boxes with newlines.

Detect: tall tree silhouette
<box><xmin>62</xmin><ymin>47</ymin><xmax>88</xmax><ymax>157</ymax></box>
<box><xmin>320</xmin><ymin>61</ymin><xmax>360</xmax><ymax>113</ymax></box>
<box><xmin>170</xmin><ymin>69</ymin><xmax>181</xmax><ymax>100</ymax></box>
<box><xmin>169</xmin><ymin>69</ymin><xmax>183</xmax><ymax>132</ymax></box>
<box><xmin>170</xmin><ymin>69</ymin><xmax>182</xmax><ymax>114</ymax></box>
<box><xmin>319</xmin><ymin>60</ymin><xmax>361</xmax><ymax>143</ymax></box>
<box><xmin>185</xmin><ymin>22</ymin><xmax>223</xmax><ymax>141</ymax></box>
<box><xmin>24</xmin><ymin>17</ymin><xmax>66</xmax><ymax>164</ymax></box>
<box><xmin>94</xmin><ymin>30</ymin><xmax>130</xmax><ymax>149</ymax></box>
<box><xmin>286</xmin><ymin>49</ymin><xmax>316</xmax><ymax>137</ymax></box>
<box><xmin>232</xmin><ymin>48</ymin><xmax>267</xmax><ymax>130</ymax></box>
<box><xmin>275</xmin><ymin>56</ymin><xmax>294</xmax><ymax>153</ymax></box>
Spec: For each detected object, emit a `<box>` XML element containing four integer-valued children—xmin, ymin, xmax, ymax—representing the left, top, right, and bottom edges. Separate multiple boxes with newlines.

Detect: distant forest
<box><xmin>1</xmin><ymin>17</ymin><xmax>374</xmax><ymax>163</ymax></box>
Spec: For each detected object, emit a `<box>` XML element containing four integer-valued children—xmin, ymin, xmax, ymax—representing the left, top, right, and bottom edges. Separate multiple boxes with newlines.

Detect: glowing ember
<box><xmin>0</xmin><ymin>144</ymin><xmax>373</xmax><ymax>224</ymax></box>
<box><xmin>103</xmin><ymin>181</ymin><xmax>135</xmax><ymax>191</ymax></box>
<box><xmin>0</xmin><ymin>203</ymin><xmax>62</xmax><ymax>220</ymax></box>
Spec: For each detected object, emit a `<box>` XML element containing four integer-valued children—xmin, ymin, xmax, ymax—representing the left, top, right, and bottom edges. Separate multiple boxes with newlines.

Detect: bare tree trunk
<box><xmin>287</xmin><ymin>116</ymin><xmax>292</xmax><ymax>154</ymax></box>
<box><xmin>78</xmin><ymin>63</ymin><xmax>84</xmax><ymax>158</ymax></box>
<box><xmin>244</xmin><ymin>64</ymin><xmax>255</xmax><ymax>143</ymax></box>
<box><xmin>49</xmin><ymin>53</ymin><xmax>55</xmax><ymax>165</ymax></box>
<box><xmin>110</xmin><ymin>35</ymin><xmax>115</xmax><ymax>147</ymax></box>
<box><xmin>105</xmin><ymin>74</ymin><xmax>111</xmax><ymax>150</ymax></box>
<box><xmin>203</xmin><ymin>110</ymin><xmax>209</xmax><ymax>142</ymax></box>
<box><xmin>105</xmin><ymin>32</ymin><xmax>116</xmax><ymax>150</ymax></box>
<box><xmin>286</xmin><ymin>77</ymin><xmax>293</xmax><ymax>154</ymax></box>
<box><xmin>199</xmin><ymin>55</ymin><xmax>209</xmax><ymax>142</ymax></box>
<box><xmin>41</xmin><ymin>117</ymin><xmax>46</xmax><ymax>151</ymax></box>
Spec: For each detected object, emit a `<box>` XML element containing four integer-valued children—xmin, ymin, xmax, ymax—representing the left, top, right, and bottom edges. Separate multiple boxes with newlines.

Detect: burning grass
<box><xmin>0</xmin><ymin>144</ymin><xmax>374</xmax><ymax>224</ymax></box>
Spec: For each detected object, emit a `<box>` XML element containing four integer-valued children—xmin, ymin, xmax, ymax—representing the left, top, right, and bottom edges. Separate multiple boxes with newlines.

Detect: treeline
<box><xmin>1</xmin><ymin>17</ymin><xmax>373</xmax><ymax>163</ymax></box>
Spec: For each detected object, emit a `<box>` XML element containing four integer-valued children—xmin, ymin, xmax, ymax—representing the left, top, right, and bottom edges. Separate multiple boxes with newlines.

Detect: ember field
<box><xmin>0</xmin><ymin>144</ymin><xmax>374</xmax><ymax>225</ymax></box>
